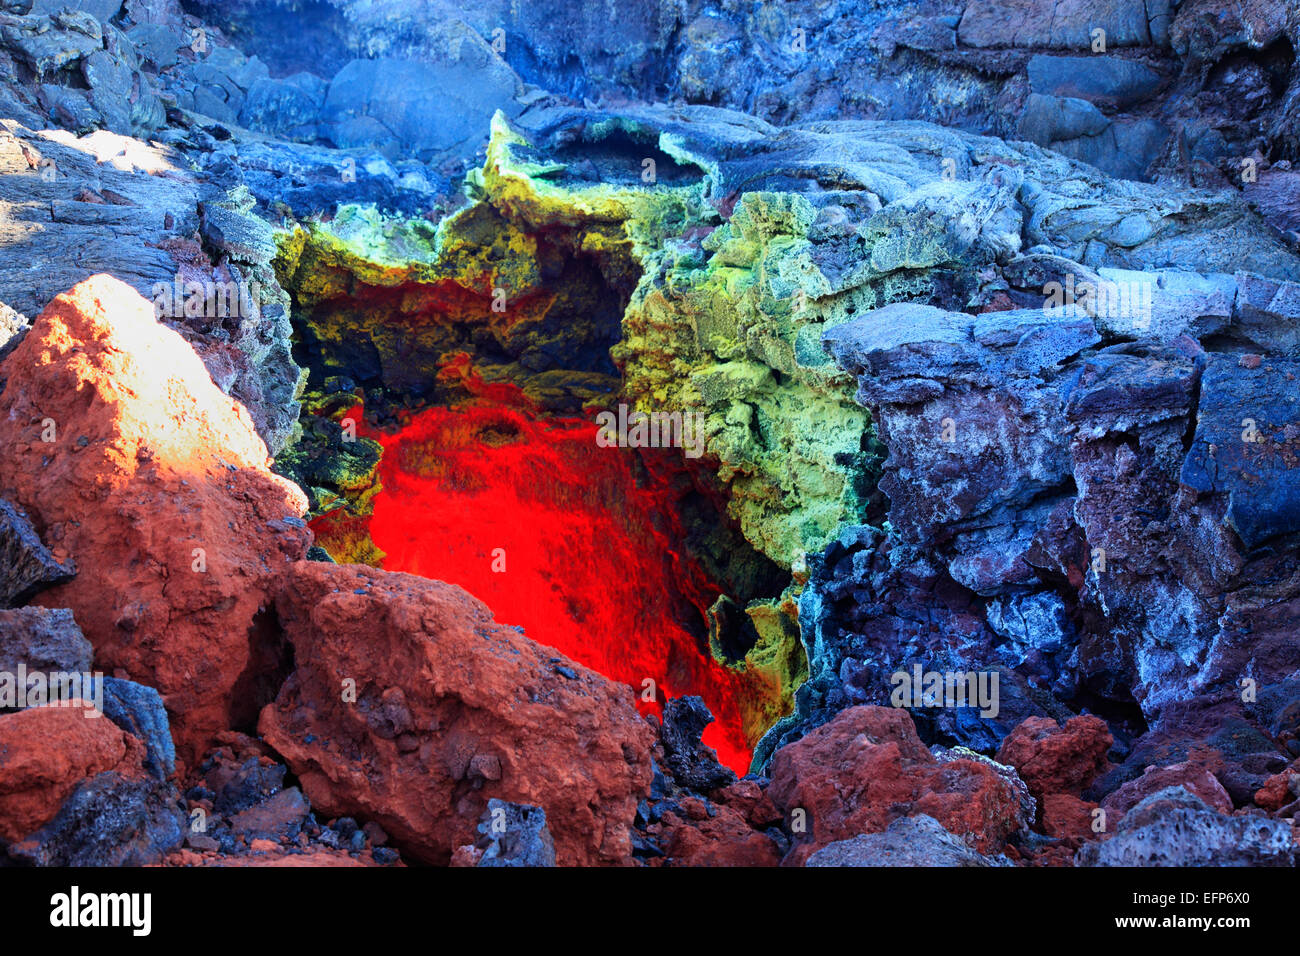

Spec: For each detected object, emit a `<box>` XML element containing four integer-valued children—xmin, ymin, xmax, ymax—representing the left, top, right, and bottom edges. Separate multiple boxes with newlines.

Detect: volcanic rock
<box><xmin>258</xmin><ymin>560</ymin><xmax>656</xmax><ymax>866</ymax></box>
<box><xmin>767</xmin><ymin>706</ymin><xmax>1031</xmax><ymax>865</ymax></box>
<box><xmin>100</xmin><ymin>677</ymin><xmax>177</xmax><ymax>780</ymax></box>
<box><xmin>1077</xmin><ymin>786</ymin><xmax>1296</xmax><ymax>866</ymax></box>
<box><xmin>0</xmin><ymin>499</ymin><xmax>76</xmax><ymax>607</ymax></box>
<box><xmin>1100</xmin><ymin>759</ymin><xmax>1234</xmax><ymax>817</ymax></box>
<box><xmin>645</xmin><ymin>781</ymin><xmax>784</xmax><ymax>867</ymax></box>
<box><xmin>0</xmin><ymin>606</ymin><xmax>90</xmax><ymax>674</ymax></box>
<box><xmin>0</xmin><ymin>275</ymin><xmax>311</xmax><ymax>764</ymax></box>
<box><xmin>806</xmin><ymin>814</ymin><xmax>1009</xmax><ymax>867</ymax></box>
<box><xmin>661</xmin><ymin>696</ymin><xmax>738</xmax><ymax>793</ymax></box>
<box><xmin>8</xmin><ymin>771</ymin><xmax>186</xmax><ymax>866</ymax></box>
<box><xmin>995</xmin><ymin>715</ymin><xmax>1114</xmax><ymax>803</ymax></box>
<box><xmin>0</xmin><ymin>703</ymin><xmax>146</xmax><ymax>843</ymax></box>
<box><xmin>460</xmin><ymin>799</ymin><xmax>557</xmax><ymax>868</ymax></box>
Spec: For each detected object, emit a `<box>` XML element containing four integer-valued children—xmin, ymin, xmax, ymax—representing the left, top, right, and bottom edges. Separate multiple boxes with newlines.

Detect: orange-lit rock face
<box><xmin>312</xmin><ymin>396</ymin><xmax>757</xmax><ymax>774</ymax></box>
<box><xmin>0</xmin><ymin>275</ymin><xmax>311</xmax><ymax>766</ymax></box>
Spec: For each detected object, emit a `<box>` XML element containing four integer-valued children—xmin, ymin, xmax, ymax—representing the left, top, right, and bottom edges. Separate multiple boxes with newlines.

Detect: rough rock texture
<box><xmin>0</xmin><ymin>0</ymin><xmax>1296</xmax><ymax>869</ymax></box>
<box><xmin>287</xmin><ymin>101</ymin><xmax>1300</xmax><ymax>757</ymax></box>
<box><xmin>0</xmin><ymin>703</ymin><xmax>146</xmax><ymax>843</ymax></box>
<box><xmin>1077</xmin><ymin>786</ymin><xmax>1297</xmax><ymax>866</ymax></box>
<box><xmin>0</xmin><ymin>117</ymin><xmax>304</xmax><ymax>453</ymax></box>
<box><xmin>1101</xmin><ymin>759</ymin><xmax>1234</xmax><ymax>818</ymax></box>
<box><xmin>0</xmin><ymin>275</ymin><xmax>310</xmax><ymax>764</ymax></box>
<box><xmin>806</xmin><ymin>814</ymin><xmax>1009</xmax><ymax>866</ymax></box>
<box><xmin>0</xmin><ymin>606</ymin><xmax>90</xmax><ymax>674</ymax></box>
<box><xmin>661</xmin><ymin>696</ymin><xmax>737</xmax><ymax>793</ymax></box>
<box><xmin>186</xmin><ymin>0</ymin><xmax>1300</xmax><ymax>186</ymax></box>
<box><xmin>458</xmin><ymin>799</ymin><xmax>557</xmax><ymax>868</ymax></box>
<box><xmin>101</xmin><ymin>677</ymin><xmax>177</xmax><ymax>780</ymax></box>
<box><xmin>995</xmin><ymin>716</ymin><xmax>1114</xmax><ymax>802</ymax></box>
<box><xmin>258</xmin><ymin>560</ymin><xmax>656</xmax><ymax>866</ymax></box>
<box><xmin>0</xmin><ymin>498</ymin><xmax>75</xmax><ymax>607</ymax></box>
<box><xmin>640</xmin><ymin>778</ymin><xmax>785</xmax><ymax>867</ymax></box>
<box><xmin>8</xmin><ymin>771</ymin><xmax>186</xmax><ymax>866</ymax></box>
<box><xmin>766</xmin><ymin>706</ymin><xmax>1031</xmax><ymax>865</ymax></box>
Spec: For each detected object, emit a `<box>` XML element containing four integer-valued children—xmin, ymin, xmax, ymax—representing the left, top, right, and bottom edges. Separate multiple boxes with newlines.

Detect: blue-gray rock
<box><xmin>6</xmin><ymin>772</ymin><xmax>186</xmax><ymax>866</ymax></box>
<box><xmin>101</xmin><ymin>677</ymin><xmax>176</xmax><ymax>780</ymax></box>
<box><xmin>0</xmin><ymin>498</ymin><xmax>76</xmax><ymax>608</ymax></box>
<box><xmin>29</xmin><ymin>0</ymin><xmax>122</xmax><ymax>23</ymax></box>
<box><xmin>662</xmin><ymin>695</ymin><xmax>737</xmax><ymax>791</ymax></box>
<box><xmin>1077</xmin><ymin>786</ymin><xmax>1296</xmax><ymax>866</ymax></box>
<box><xmin>1028</xmin><ymin>54</ymin><xmax>1164</xmax><ymax>110</ymax></box>
<box><xmin>1018</xmin><ymin>93</ymin><xmax>1111</xmax><ymax>145</ymax></box>
<box><xmin>1180</xmin><ymin>356</ymin><xmax>1300</xmax><ymax>550</ymax></box>
<box><xmin>321</xmin><ymin>51</ymin><xmax>522</xmax><ymax>162</ymax></box>
<box><xmin>239</xmin><ymin>73</ymin><xmax>327</xmax><ymax>140</ymax></box>
<box><xmin>0</xmin><ymin>607</ymin><xmax>91</xmax><ymax>676</ymax></box>
<box><xmin>474</xmin><ymin>799</ymin><xmax>556</xmax><ymax>867</ymax></box>
<box><xmin>806</xmin><ymin>814</ymin><xmax>1011</xmax><ymax>866</ymax></box>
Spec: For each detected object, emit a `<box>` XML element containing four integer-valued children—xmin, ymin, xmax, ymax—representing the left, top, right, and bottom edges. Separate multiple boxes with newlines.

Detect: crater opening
<box><xmin>279</xmin><ymin>208</ymin><xmax>795</xmax><ymax>775</ymax></box>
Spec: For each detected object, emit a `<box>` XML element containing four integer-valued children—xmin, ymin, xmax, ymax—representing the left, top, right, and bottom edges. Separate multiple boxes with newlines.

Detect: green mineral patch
<box><xmin>274</xmin><ymin>110</ymin><xmax>897</xmax><ymax>751</ymax></box>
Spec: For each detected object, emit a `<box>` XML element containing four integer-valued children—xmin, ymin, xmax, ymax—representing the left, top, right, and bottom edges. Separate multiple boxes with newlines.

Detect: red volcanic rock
<box><xmin>1255</xmin><ymin>768</ymin><xmax>1299</xmax><ymax>812</ymax></box>
<box><xmin>258</xmin><ymin>561</ymin><xmax>656</xmax><ymax>866</ymax></box>
<box><xmin>656</xmin><ymin>803</ymin><xmax>782</xmax><ymax>867</ymax></box>
<box><xmin>0</xmin><ymin>275</ymin><xmax>311</xmax><ymax>765</ymax></box>
<box><xmin>767</xmin><ymin>706</ymin><xmax>1027</xmax><ymax>865</ymax></box>
<box><xmin>995</xmin><ymin>715</ymin><xmax>1113</xmax><ymax>801</ymax></box>
<box><xmin>646</xmin><ymin>780</ymin><xmax>785</xmax><ymax>867</ymax></box>
<box><xmin>1101</xmin><ymin>760</ymin><xmax>1234</xmax><ymax>818</ymax></box>
<box><xmin>1041</xmin><ymin>793</ymin><xmax>1099</xmax><ymax>843</ymax></box>
<box><xmin>0</xmin><ymin>704</ymin><xmax>145</xmax><ymax>841</ymax></box>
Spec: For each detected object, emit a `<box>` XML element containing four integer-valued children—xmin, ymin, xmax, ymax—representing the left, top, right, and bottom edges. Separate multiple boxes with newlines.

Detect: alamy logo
<box><xmin>0</xmin><ymin>665</ymin><xmax>103</xmax><ymax>715</ymax></box>
<box><xmin>889</xmin><ymin>663</ymin><xmax>1000</xmax><ymax>718</ymax></box>
<box><xmin>50</xmin><ymin>887</ymin><xmax>151</xmax><ymax>936</ymax></box>
<box><xmin>152</xmin><ymin>276</ymin><xmax>259</xmax><ymax>320</ymax></box>
<box><xmin>595</xmin><ymin>403</ymin><xmax>706</xmax><ymax>459</ymax></box>
<box><xmin>1042</xmin><ymin>274</ymin><xmax>1152</xmax><ymax>330</ymax></box>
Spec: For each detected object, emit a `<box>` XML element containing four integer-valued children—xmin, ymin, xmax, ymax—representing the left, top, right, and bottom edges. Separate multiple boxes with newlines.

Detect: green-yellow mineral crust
<box><xmin>276</xmin><ymin>111</ymin><xmax>886</xmax><ymax>750</ymax></box>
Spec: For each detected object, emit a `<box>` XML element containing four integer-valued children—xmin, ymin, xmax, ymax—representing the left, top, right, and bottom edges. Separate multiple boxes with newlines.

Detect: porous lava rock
<box><xmin>0</xmin><ymin>703</ymin><xmax>147</xmax><ymax>843</ymax></box>
<box><xmin>767</xmin><ymin>705</ymin><xmax>1030</xmax><ymax>865</ymax></box>
<box><xmin>258</xmin><ymin>560</ymin><xmax>656</xmax><ymax>866</ymax></box>
<box><xmin>645</xmin><ymin>780</ymin><xmax>784</xmax><ymax>867</ymax></box>
<box><xmin>995</xmin><ymin>715</ymin><xmax>1114</xmax><ymax>803</ymax></box>
<box><xmin>0</xmin><ymin>275</ymin><xmax>311</xmax><ymax>765</ymax></box>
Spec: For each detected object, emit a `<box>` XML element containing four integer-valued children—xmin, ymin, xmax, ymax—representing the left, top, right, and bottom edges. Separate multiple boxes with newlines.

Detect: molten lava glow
<box><xmin>319</xmin><ymin>399</ymin><xmax>755</xmax><ymax>774</ymax></box>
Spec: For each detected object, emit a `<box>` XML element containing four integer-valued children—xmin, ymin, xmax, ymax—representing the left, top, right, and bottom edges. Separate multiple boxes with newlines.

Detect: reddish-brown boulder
<box><xmin>0</xmin><ymin>276</ymin><xmax>311</xmax><ymax>765</ymax></box>
<box><xmin>654</xmin><ymin>804</ymin><xmax>782</xmax><ymax>867</ymax></box>
<box><xmin>258</xmin><ymin>561</ymin><xmax>656</xmax><ymax>866</ymax></box>
<box><xmin>1041</xmin><ymin>793</ymin><xmax>1099</xmax><ymax>843</ymax></box>
<box><xmin>0</xmin><ymin>704</ymin><xmax>146</xmax><ymax>841</ymax></box>
<box><xmin>1101</xmin><ymin>760</ymin><xmax>1234</xmax><ymax>818</ymax></box>
<box><xmin>767</xmin><ymin>706</ymin><xmax>1028</xmax><ymax>865</ymax></box>
<box><xmin>646</xmin><ymin>782</ymin><xmax>785</xmax><ymax>867</ymax></box>
<box><xmin>995</xmin><ymin>715</ymin><xmax>1113</xmax><ymax>801</ymax></box>
<box><xmin>1255</xmin><ymin>767</ymin><xmax>1299</xmax><ymax>812</ymax></box>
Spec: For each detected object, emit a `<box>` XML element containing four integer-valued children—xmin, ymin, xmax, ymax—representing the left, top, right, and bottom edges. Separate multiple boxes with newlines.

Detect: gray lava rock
<box><xmin>0</xmin><ymin>606</ymin><xmax>91</xmax><ymax>675</ymax></box>
<box><xmin>1180</xmin><ymin>356</ymin><xmax>1300</xmax><ymax>550</ymax></box>
<box><xmin>807</xmin><ymin>814</ymin><xmax>1010</xmax><ymax>867</ymax></box>
<box><xmin>1077</xmin><ymin>786</ymin><xmax>1296</xmax><ymax>866</ymax></box>
<box><xmin>1027</xmin><ymin>55</ymin><xmax>1164</xmax><ymax>110</ymax></box>
<box><xmin>101</xmin><ymin>677</ymin><xmax>176</xmax><ymax>780</ymax></box>
<box><xmin>662</xmin><ymin>695</ymin><xmax>738</xmax><ymax>792</ymax></box>
<box><xmin>473</xmin><ymin>799</ymin><xmax>556</xmax><ymax>867</ymax></box>
<box><xmin>239</xmin><ymin>73</ymin><xmax>327</xmax><ymax>140</ymax></box>
<box><xmin>7</xmin><ymin>771</ymin><xmax>186</xmax><ymax>866</ymax></box>
<box><xmin>0</xmin><ymin>498</ymin><xmax>76</xmax><ymax>608</ymax></box>
<box><xmin>322</xmin><ymin>47</ymin><xmax>522</xmax><ymax>163</ymax></box>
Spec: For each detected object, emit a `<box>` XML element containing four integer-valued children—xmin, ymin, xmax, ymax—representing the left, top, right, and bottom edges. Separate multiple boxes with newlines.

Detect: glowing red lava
<box><xmin>315</xmin><ymin>396</ymin><xmax>755</xmax><ymax>774</ymax></box>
